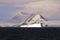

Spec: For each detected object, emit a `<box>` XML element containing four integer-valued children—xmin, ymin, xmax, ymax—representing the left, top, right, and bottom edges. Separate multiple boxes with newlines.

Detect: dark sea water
<box><xmin>0</xmin><ymin>27</ymin><xmax>60</xmax><ymax>40</ymax></box>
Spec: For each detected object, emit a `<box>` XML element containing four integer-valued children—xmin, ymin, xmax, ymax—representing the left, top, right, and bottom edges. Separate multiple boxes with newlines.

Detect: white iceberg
<box><xmin>21</xmin><ymin>24</ymin><xmax>41</xmax><ymax>27</ymax></box>
<box><xmin>0</xmin><ymin>13</ymin><xmax>46</xmax><ymax>27</ymax></box>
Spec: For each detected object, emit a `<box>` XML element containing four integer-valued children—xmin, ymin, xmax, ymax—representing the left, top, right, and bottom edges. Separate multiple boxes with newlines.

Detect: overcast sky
<box><xmin>0</xmin><ymin>0</ymin><xmax>60</xmax><ymax>20</ymax></box>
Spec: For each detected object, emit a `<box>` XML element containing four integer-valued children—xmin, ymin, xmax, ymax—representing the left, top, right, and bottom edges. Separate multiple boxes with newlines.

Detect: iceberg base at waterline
<box><xmin>20</xmin><ymin>24</ymin><xmax>41</xmax><ymax>27</ymax></box>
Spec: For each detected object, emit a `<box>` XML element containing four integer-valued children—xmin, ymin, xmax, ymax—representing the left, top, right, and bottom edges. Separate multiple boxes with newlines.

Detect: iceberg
<box><xmin>21</xmin><ymin>24</ymin><xmax>41</xmax><ymax>27</ymax></box>
<box><xmin>0</xmin><ymin>13</ymin><xmax>47</xmax><ymax>27</ymax></box>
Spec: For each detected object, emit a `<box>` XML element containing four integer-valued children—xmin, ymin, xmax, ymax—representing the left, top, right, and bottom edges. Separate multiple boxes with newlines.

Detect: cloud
<box><xmin>0</xmin><ymin>0</ymin><xmax>60</xmax><ymax>20</ymax></box>
<box><xmin>20</xmin><ymin>0</ymin><xmax>60</xmax><ymax>20</ymax></box>
<box><xmin>46</xmin><ymin>20</ymin><xmax>60</xmax><ymax>25</ymax></box>
<box><xmin>0</xmin><ymin>0</ymin><xmax>41</xmax><ymax>7</ymax></box>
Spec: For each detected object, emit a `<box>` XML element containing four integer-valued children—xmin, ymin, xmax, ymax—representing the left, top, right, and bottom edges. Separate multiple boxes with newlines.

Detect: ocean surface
<box><xmin>0</xmin><ymin>27</ymin><xmax>60</xmax><ymax>40</ymax></box>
